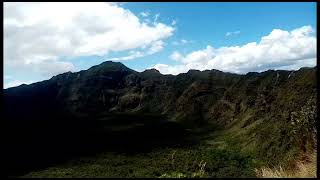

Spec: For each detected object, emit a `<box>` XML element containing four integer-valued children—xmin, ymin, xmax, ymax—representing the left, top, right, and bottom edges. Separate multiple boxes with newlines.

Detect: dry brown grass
<box><xmin>255</xmin><ymin>152</ymin><xmax>317</xmax><ymax>178</ymax></box>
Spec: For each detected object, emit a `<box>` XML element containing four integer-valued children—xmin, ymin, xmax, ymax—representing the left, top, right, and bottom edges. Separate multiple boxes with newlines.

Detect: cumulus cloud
<box><xmin>108</xmin><ymin>40</ymin><xmax>165</xmax><ymax>61</ymax></box>
<box><xmin>32</xmin><ymin>61</ymin><xmax>76</xmax><ymax>77</ymax></box>
<box><xmin>153</xmin><ymin>64</ymin><xmax>189</xmax><ymax>75</ymax></box>
<box><xmin>170</xmin><ymin>51</ymin><xmax>183</xmax><ymax>61</ymax></box>
<box><xmin>154</xmin><ymin>26</ymin><xmax>316</xmax><ymax>75</ymax></box>
<box><xmin>172</xmin><ymin>39</ymin><xmax>191</xmax><ymax>46</ymax></box>
<box><xmin>225</xmin><ymin>30</ymin><xmax>240</xmax><ymax>37</ymax></box>
<box><xmin>4</xmin><ymin>80</ymin><xmax>36</xmax><ymax>89</ymax></box>
<box><xmin>4</xmin><ymin>2</ymin><xmax>174</xmax><ymax>85</ymax></box>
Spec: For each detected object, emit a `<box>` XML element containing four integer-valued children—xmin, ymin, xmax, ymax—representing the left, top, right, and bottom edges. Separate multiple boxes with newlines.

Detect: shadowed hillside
<box><xmin>4</xmin><ymin>61</ymin><xmax>317</xmax><ymax>177</ymax></box>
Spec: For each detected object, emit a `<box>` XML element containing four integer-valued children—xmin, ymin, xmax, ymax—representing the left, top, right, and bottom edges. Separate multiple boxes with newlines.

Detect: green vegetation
<box><xmin>5</xmin><ymin>62</ymin><xmax>316</xmax><ymax>178</ymax></box>
<box><xmin>22</xmin><ymin>132</ymin><xmax>259</xmax><ymax>178</ymax></box>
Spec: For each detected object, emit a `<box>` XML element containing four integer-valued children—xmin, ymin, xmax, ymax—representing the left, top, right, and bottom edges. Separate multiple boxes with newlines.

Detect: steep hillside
<box><xmin>4</xmin><ymin>61</ymin><xmax>317</xmax><ymax>177</ymax></box>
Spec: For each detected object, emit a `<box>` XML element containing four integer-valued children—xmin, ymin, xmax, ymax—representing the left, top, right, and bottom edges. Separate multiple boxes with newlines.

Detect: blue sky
<box><xmin>3</xmin><ymin>2</ymin><xmax>317</xmax><ymax>88</ymax></box>
<box><xmin>121</xmin><ymin>2</ymin><xmax>317</xmax><ymax>71</ymax></box>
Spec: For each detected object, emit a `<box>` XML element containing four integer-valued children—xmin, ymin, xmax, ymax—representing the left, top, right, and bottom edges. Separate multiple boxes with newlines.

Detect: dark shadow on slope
<box><xmin>5</xmin><ymin>112</ymin><xmax>199</xmax><ymax>177</ymax></box>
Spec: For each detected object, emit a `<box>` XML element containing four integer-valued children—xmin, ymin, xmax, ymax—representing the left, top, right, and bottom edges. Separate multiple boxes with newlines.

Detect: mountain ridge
<box><xmin>4</xmin><ymin>60</ymin><xmax>317</xmax><ymax>177</ymax></box>
<box><xmin>5</xmin><ymin>61</ymin><xmax>315</xmax><ymax>90</ymax></box>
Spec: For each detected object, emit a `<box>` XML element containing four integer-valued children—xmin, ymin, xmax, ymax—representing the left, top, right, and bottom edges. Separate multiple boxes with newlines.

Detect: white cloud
<box><xmin>108</xmin><ymin>40</ymin><xmax>165</xmax><ymax>61</ymax></box>
<box><xmin>154</xmin><ymin>13</ymin><xmax>160</xmax><ymax>24</ymax></box>
<box><xmin>108</xmin><ymin>51</ymin><xmax>144</xmax><ymax>61</ymax></box>
<box><xmin>170</xmin><ymin>51</ymin><xmax>183</xmax><ymax>61</ymax></box>
<box><xmin>140</xmin><ymin>11</ymin><xmax>149</xmax><ymax>17</ymax></box>
<box><xmin>172</xmin><ymin>39</ymin><xmax>191</xmax><ymax>46</ymax></box>
<box><xmin>154</xmin><ymin>26</ymin><xmax>316</xmax><ymax>75</ymax></box>
<box><xmin>153</xmin><ymin>64</ymin><xmax>188</xmax><ymax>75</ymax></box>
<box><xmin>4</xmin><ymin>80</ymin><xmax>36</xmax><ymax>89</ymax></box>
<box><xmin>182</xmin><ymin>45</ymin><xmax>214</xmax><ymax>64</ymax></box>
<box><xmin>148</xmin><ymin>40</ymin><xmax>165</xmax><ymax>54</ymax></box>
<box><xmin>32</xmin><ymin>60</ymin><xmax>75</xmax><ymax>77</ymax></box>
<box><xmin>181</xmin><ymin>39</ymin><xmax>188</xmax><ymax>44</ymax></box>
<box><xmin>4</xmin><ymin>2</ymin><xmax>174</xmax><ymax>79</ymax></box>
<box><xmin>225</xmin><ymin>30</ymin><xmax>240</xmax><ymax>37</ymax></box>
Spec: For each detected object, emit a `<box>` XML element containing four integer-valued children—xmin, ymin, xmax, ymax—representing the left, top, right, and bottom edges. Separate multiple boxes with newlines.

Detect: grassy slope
<box><xmin>21</xmin><ymin>101</ymin><xmax>317</xmax><ymax>178</ymax></box>
<box><xmin>255</xmin><ymin>151</ymin><xmax>317</xmax><ymax>178</ymax></box>
<box><xmin>21</xmin><ymin>130</ymin><xmax>258</xmax><ymax>178</ymax></box>
<box><xmin>15</xmin><ymin>68</ymin><xmax>317</xmax><ymax>178</ymax></box>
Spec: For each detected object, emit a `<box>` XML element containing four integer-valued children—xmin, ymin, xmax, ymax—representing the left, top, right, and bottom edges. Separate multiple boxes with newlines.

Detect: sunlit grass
<box><xmin>255</xmin><ymin>151</ymin><xmax>316</xmax><ymax>178</ymax></box>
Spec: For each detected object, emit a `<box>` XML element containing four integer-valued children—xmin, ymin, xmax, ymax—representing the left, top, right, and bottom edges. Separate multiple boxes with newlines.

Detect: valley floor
<box><xmin>20</xmin><ymin>125</ymin><xmax>317</xmax><ymax>178</ymax></box>
<box><xmin>8</xmin><ymin>110</ymin><xmax>314</xmax><ymax>179</ymax></box>
<box><xmin>20</xmin><ymin>128</ymin><xmax>260</xmax><ymax>178</ymax></box>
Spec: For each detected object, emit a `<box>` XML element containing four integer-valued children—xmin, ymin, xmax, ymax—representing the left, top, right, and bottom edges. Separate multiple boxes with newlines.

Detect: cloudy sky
<box><xmin>3</xmin><ymin>2</ymin><xmax>317</xmax><ymax>88</ymax></box>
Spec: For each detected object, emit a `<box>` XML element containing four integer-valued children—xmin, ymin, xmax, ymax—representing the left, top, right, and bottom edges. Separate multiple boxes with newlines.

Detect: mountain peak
<box><xmin>187</xmin><ymin>69</ymin><xmax>201</xmax><ymax>73</ymax></box>
<box><xmin>99</xmin><ymin>61</ymin><xmax>127</xmax><ymax>68</ymax></box>
<box><xmin>88</xmin><ymin>60</ymin><xmax>135</xmax><ymax>74</ymax></box>
<box><xmin>142</xmin><ymin>68</ymin><xmax>161</xmax><ymax>74</ymax></box>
